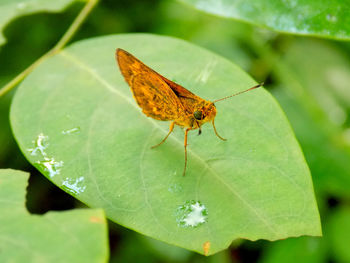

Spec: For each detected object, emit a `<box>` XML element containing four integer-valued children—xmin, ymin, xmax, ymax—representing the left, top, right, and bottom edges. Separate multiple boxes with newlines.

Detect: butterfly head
<box><xmin>193</xmin><ymin>101</ymin><xmax>217</xmax><ymax>125</ymax></box>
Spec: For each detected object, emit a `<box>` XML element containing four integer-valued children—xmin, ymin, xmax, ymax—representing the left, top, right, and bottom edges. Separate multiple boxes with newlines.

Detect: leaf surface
<box><xmin>180</xmin><ymin>0</ymin><xmax>350</xmax><ymax>40</ymax></box>
<box><xmin>0</xmin><ymin>169</ymin><xmax>108</xmax><ymax>263</ymax></box>
<box><xmin>272</xmin><ymin>39</ymin><xmax>350</xmax><ymax>197</ymax></box>
<box><xmin>10</xmin><ymin>34</ymin><xmax>321</xmax><ymax>255</ymax></box>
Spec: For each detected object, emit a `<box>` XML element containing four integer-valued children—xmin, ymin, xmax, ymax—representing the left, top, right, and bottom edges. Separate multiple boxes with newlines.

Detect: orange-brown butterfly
<box><xmin>116</xmin><ymin>48</ymin><xmax>262</xmax><ymax>176</ymax></box>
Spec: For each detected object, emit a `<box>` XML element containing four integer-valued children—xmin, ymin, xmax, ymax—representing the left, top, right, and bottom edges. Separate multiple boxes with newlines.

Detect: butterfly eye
<box><xmin>194</xmin><ymin>110</ymin><xmax>203</xmax><ymax>120</ymax></box>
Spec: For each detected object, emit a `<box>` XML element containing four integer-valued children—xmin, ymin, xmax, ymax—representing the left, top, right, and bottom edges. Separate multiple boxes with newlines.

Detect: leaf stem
<box><xmin>0</xmin><ymin>0</ymin><xmax>99</xmax><ymax>97</ymax></box>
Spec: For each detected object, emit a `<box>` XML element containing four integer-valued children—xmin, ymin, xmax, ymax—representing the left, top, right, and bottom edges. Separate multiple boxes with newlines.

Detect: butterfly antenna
<box><xmin>213</xmin><ymin>83</ymin><xmax>264</xmax><ymax>103</ymax></box>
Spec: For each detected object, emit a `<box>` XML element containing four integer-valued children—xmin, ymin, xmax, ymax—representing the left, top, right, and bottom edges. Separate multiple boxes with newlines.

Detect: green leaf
<box><xmin>326</xmin><ymin>207</ymin><xmax>350</xmax><ymax>263</ymax></box>
<box><xmin>179</xmin><ymin>0</ymin><xmax>350</xmax><ymax>40</ymax></box>
<box><xmin>272</xmin><ymin>88</ymin><xmax>350</xmax><ymax>197</ymax></box>
<box><xmin>260</xmin><ymin>237</ymin><xmax>327</xmax><ymax>263</ymax></box>
<box><xmin>272</xmin><ymin>39</ymin><xmax>350</xmax><ymax>197</ymax></box>
<box><xmin>0</xmin><ymin>0</ymin><xmax>82</xmax><ymax>46</ymax></box>
<box><xmin>0</xmin><ymin>169</ymin><xmax>109</xmax><ymax>262</ymax></box>
<box><xmin>10</xmin><ymin>34</ymin><xmax>321</xmax><ymax>255</ymax></box>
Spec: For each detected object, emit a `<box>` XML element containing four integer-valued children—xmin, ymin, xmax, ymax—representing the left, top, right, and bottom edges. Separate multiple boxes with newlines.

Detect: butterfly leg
<box><xmin>151</xmin><ymin>121</ymin><xmax>175</xmax><ymax>149</ymax></box>
<box><xmin>212</xmin><ymin>119</ymin><xmax>226</xmax><ymax>141</ymax></box>
<box><xmin>195</xmin><ymin>120</ymin><xmax>202</xmax><ymax>135</ymax></box>
<box><xmin>183</xmin><ymin>127</ymin><xmax>192</xmax><ymax>176</ymax></box>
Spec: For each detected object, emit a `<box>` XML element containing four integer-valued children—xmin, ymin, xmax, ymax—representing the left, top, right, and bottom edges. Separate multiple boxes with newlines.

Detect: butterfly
<box><xmin>116</xmin><ymin>48</ymin><xmax>262</xmax><ymax>176</ymax></box>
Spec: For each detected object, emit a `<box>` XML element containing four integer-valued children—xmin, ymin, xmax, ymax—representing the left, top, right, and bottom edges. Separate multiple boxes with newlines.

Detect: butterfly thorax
<box><xmin>175</xmin><ymin>100</ymin><xmax>217</xmax><ymax>129</ymax></box>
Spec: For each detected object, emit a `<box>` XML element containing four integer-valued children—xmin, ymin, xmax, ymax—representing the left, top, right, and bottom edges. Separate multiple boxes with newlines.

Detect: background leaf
<box><xmin>260</xmin><ymin>236</ymin><xmax>327</xmax><ymax>263</ymax></box>
<box><xmin>10</xmin><ymin>33</ymin><xmax>321</xmax><ymax>255</ymax></box>
<box><xmin>271</xmin><ymin>39</ymin><xmax>350</xmax><ymax>197</ymax></box>
<box><xmin>0</xmin><ymin>0</ymin><xmax>82</xmax><ymax>46</ymax></box>
<box><xmin>326</xmin><ymin>207</ymin><xmax>350</xmax><ymax>263</ymax></box>
<box><xmin>179</xmin><ymin>0</ymin><xmax>350</xmax><ymax>40</ymax></box>
<box><xmin>0</xmin><ymin>169</ymin><xmax>108</xmax><ymax>263</ymax></box>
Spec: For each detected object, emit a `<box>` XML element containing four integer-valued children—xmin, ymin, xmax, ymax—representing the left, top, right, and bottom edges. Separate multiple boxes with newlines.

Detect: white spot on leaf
<box><xmin>168</xmin><ymin>183</ymin><xmax>183</xmax><ymax>194</ymax></box>
<box><xmin>28</xmin><ymin>133</ymin><xmax>64</xmax><ymax>178</ymax></box>
<box><xmin>27</xmin><ymin>133</ymin><xmax>48</xmax><ymax>156</ymax></box>
<box><xmin>62</xmin><ymin>127</ymin><xmax>80</xmax><ymax>135</ymax></box>
<box><xmin>37</xmin><ymin>157</ymin><xmax>63</xmax><ymax>178</ymax></box>
<box><xmin>176</xmin><ymin>201</ymin><xmax>208</xmax><ymax>227</ymax></box>
<box><xmin>62</xmin><ymin>177</ymin><xmax>86</xmax><ymax>195</ymax></box>
<box><xmin>195</xmin><ymin>60</ymin><xmax>217</xmax><ymax>84</ymax></box>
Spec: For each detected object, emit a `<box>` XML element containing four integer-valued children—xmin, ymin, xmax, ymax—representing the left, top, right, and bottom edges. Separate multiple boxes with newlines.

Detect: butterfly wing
<box><xmin>158</xmin><ymin>75</ymin><xmax>198</xmax><ymax>100</ymax></box>
<box><xmin>116</xmin><ymin>48</ymin><xmax>201</xmax><ymax>114</ymax></box>
<box><xmin>157</xmin><ymin>74</ymin><xmax>201</xmax><ymax>114</ymax></box>
<box><xmin>131</xmin><ymin>72</ymin><xmax>185</xmax><ymax>120</ymax></box>
<box><xmin>116</xmin><ymin>48</ymin><xmax>150</xmax><ymax>86</ymax></box>
<box><xmin>116</xmin><ymin>49</ymin><xmax>185</xmax><ymax>121</ymax></box>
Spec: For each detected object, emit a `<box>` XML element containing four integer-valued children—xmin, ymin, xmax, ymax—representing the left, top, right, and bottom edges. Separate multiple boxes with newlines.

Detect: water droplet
<box><xmin>326</xmin><ymin>14</ymin><xmax>337</xmax><ymax>23</ymax></box>
<box><xmin>28</xmin><ymin>133</ymin><xmax>64</xmax><ymax>178</ymax></box>
<box><xmin>62</xmin><ymin>127</ymin><xmax>80</xmax><ymax>135</ymax></box>
<box><xmin>168</xmin><ymin>183</ymin><xmax>183</xmax><ymax>194</ymax></box>
<box><xmin>37</xmin><ymin>157</ymin><xmax>63</xmax><ymax>178</ymax></box>
<box><xmin>176</xmin><ymin>200</ymin><xmax>208</xmax><ymax>228</ymax></box>
<box><xmin>27</xmin><ymin>133</ymin><xmax>48</xmax><ymax>156</ymax></box>
<box><xmin>62</xmin><ymin>176</ymin><xmax>86</xmax><ymax>195</ymax></box>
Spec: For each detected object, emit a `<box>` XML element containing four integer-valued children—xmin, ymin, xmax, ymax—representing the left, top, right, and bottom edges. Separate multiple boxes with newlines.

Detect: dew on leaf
<box><xmin>62</xmin><ymin>176</ymin><xmax>86</xmax><ymax>195</ymax></box>
<box><xmin>195</xmin><ymin>59</ymin><xmax>217</xmax><ymax>84</ymax></box>
<box><xmin>27</xmin><ymin>133</ymin><xmax>48</xmax><ymax>156</ymax></box>
<box><xmin>37</xmin><ymin>157</ymin><xmax>64</xmax><ymax>178</ymax></box>
<box><xmin>28</xmin><ymin>133</ymin><xmax>63</xmax><ymax>177</ymax></box>
<box><xmin>62</xmin><ymin>127</ymin><xmax>80</xmax><ymax>135</ymax></box>
<box><xmin>176</xmin><ymin>200</ymin><xmax>208</xmax><ymax>228</ymax></box>
<box><xmin>168</xmin><ymin>183</ymin><xmax>183</xmax><ymax>194</ymax></box>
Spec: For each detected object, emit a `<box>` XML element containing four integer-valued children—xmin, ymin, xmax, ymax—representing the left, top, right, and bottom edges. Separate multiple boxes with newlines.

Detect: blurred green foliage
<box><xmin>179</xmin><ymin>0</ymin><xmax>350</xmax><ymax>40</ymax></box>
<box><xmin>1</xmin><ymin>0</ymin><xmax>349</xmax><ymax>262</ymax></box>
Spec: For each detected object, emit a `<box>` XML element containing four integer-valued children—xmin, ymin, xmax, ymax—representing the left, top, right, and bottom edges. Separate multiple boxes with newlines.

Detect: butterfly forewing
<box><xmin>116</xmin><ymin>48</ymin><xmax>204</xmax><ymax>116</ymax></box>
<box><xmin>117</xmin><ymin>48</ymin><xmax>144</xmax><ymax>85</ymax></box>
<box><xmin>131</xmin><ymin>72</ymin><xmax>184</xmax><ymax>120</ymax></box>
<box><xmin>117</xmin><ymin>49</ymin><xmax>186</xmax><ymax>121</ymax></box>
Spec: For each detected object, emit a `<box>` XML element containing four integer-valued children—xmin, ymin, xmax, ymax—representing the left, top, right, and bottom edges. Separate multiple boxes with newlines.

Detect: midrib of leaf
<box><xmin>59</xmin><ymin>50</ymin><xmax>279</xmax><ymax>236</ymax></box>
